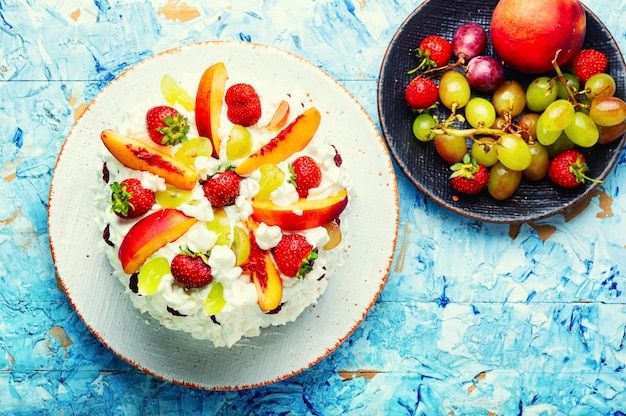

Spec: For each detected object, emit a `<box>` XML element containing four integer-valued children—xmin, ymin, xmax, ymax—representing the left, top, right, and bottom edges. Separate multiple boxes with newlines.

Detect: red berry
<box><xmin>171</xmin><ymin>250</ymin><xmax>213</xmax><ymax>288</ymax></box>
<box><xmin>202</xmin><ymin>170</ymin><xmax>241</xmax><ymax>207</ymax></box>
<box><xmin>571</xmin><ymin>49</ymin><xmax>608</xmax><ymax>83</ymax></box>
<box><xmin>409</xmin><ymin>35</ymin><xmax>453</xmax><ymax>74</ymax></box>
<box><xmin>272</xmin><ymin>234</ymin><xmax>317</xmax><ymax>278</ymax></box>
<box><xmin>449</xmin><ymin>155</ymin><xmax>490</xmax><ymax>195</ymax></box>
<box><xmin>145</xmin><ymin>105</ymin><xmax>190</xmax><ymax>146</ymax></box>
<box><xmin>110</xmin><ymin>178</ymin><xmax>155</xmax><ymax>219</ymax></box>
<box><xmin>290</xmin><ymin>156</ymin><xmax>322</xmax><ymax>198</ymax></box>
<box><xmin>405</xmin><ymin>77</ymin><xmax>439</xmax><ymax>110</ymax></box>
<box><xmin>225</xmin><ymin>83</ymin><xmax>262</xmax><ymax>126</ymax></box>
<box><xmin>548</xmin><ymin>149</ymin><xmax>600</xmax><ymax>188</ymax></box>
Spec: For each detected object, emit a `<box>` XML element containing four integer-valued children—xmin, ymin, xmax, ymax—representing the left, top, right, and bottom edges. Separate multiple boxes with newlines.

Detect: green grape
<box><xmin>465</xmin><ymin>97</ymin><xmax>496</xmax><ymax>128</ymax></box>
<box><xmin>138</xmin><ymin>256</ymin><xmax>170</xmax><ymax>295</ymax></box>
<box><xmin>598</xmin><ymin>121</ymin><xmax>626</xmax><ymax>145</ymax></box>
<box><xmin>160</xmin><ymin>74</ymin><xmax>195</xmax><ymax>111</ymax></box>
<box><xmin>526</xmin><ymin>76</ymin><xmax>558</xmax><ymax>112</ymax></box>
<box><xmin>175</xmin><ymin>136</ymin><xmax>213</xmax><ymax>166</ymax></box>
<box><xmin>232</xmin><ymin>226</ymin><xmax>251</xmax><ymax>266</ymax></box>
<box><xmin>487</xmin><ymin>162</ymin><xmax>522</xmax><ymax>200</ymax></box>
<box><xmin>535</xmin><ymin>113</ymin><xmax>562</xmax><ymax>146</ymax></box>
<box><xmin>203</xmin><ymin>282</ymin><xmax>226</xmax><ymax>316</ymax></box>
<box><xmin>256</xmin><ymin>163</ymin><xmax>285</xmax><ymax>200</ymax></box>
<box><xmin>470</xmin><ymin>137</ymin><xmax>499</xmax><ymax>167</ymax></box>
<box><xmin>226</xmin><ymin>125</ymin><xmax>253</xmax><ymax>160</ymax></box>
<box><xmin>492</xmin><ymin>80</ymin><xmax>526</xmax><ymax>117</ymax></box>
<box><xmin>496</xmin><ymin>133</ymin><xmax>532</xmax><ymax>171</ymax></box>
<box><xmin>155</xmin><ymin>185</ymin><xmax>193</xmax><ymax>208</ymax></box>
<box><xmin>523</xmin><ymin>142</ymin><xmax>549</xmax><ymax>181</ymax></box>
<box><xmin>412</xmin><ymin>113</ymin><xmax>437</xmax><ymax>142</ymax></box>
<box><xmin>542</xmin><ymin>99</ymin><xmax>575</xmax><ymax>131</ymax></box>
<box><xmin>206</xmin><ymin>208</ymin><xmax>231</xmax><ymax>246</ymax></box>
<box><xmin>589</xmin><ymin>96</ymin><xmax>626</xmax><ymax>127</ymax></box>
<box><xmin>555</xmin><ymin>73</ymin><xmax>580</xmax><ymax>99</ymax></box>
<box><xmin>546</xmin><ymin>132</ymin><xmax>576</xmax><ymax>158</ymax></box>
<box><xmin>585</xmin><ymin>73</ymin><xmax>616</xmax><ymax>99</ymax></box>
<box><xmin>439</xmin><ymin>70</ymin><xmax>471</xmax><ymax>110</ymax></box>
<box><xmin>434</xmin><ymin>134</ymin><xmax>467</xmax><ymax>163</ymax></box>
<box><xmin>564</xmin><ymin>112</ymin><xmax>599</xmax><ymax>147</ymax></box>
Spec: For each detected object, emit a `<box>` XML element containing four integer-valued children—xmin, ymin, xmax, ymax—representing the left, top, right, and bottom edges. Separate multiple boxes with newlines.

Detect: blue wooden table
<box><xmin>1</xmin><ymin>0</ymin><xmax>625</xmax><ymax>414</ymax></box>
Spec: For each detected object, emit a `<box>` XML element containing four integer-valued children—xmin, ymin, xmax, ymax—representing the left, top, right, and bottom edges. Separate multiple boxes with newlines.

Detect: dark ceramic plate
<box><xmin>378</xmin><ymin>0</ymin><xmax>626</xmax><ymax>223</ymax></box>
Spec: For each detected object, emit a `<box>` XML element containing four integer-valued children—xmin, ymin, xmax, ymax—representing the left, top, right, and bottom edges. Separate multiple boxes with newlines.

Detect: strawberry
<box><xmin>109</xmin><ymin>178</ymin><xmax>155</xmax><ymax>219</ymax></box>
<box><xmin>272</xmin><ymin>234</ymin><xmax>318</xmax><ymax>278</ymax></box>
<box><xmin>225</xmin><ymin>83</ymin><xmax>262</xmax><ymax>126</ymax></box>
<box><xmin>145</xmin><ymin>105</ymin><xmax>190</xmax><ymax>146</ymax></box>
<box><xmin>289</xmin><ymin>156</ymin><xmax>322</xmax><ymax>198</ymax></box>
<box><xmin>170</xmin><ymin>248</ymin><xmax>213</xmax><ymax>288</ymax></box>
<box><xmin>405</xmin><ymin>77</ymin><xmax>439</xmax><ymax>110</ymax></box>
<box><xmin>548</xmin><ymin>149</ymin><xmax>602</xmax><ymax>188</ymax></box>
<box><xmin>449</xmin><ymin>154</ymin><xmax>489</xmax><ymax>195</ymax></box>
<box><xmin>202</xmin><ymin>169</ymin><xmax>241</xmax><ymax>207</ymax></box>
<box><xmin>408</xmin><ymin>35</ymin><xmax>453</xmax><ymax>74</ymax></box>
<box><xmin>571</xmin><ymin>49</ymin><xmax>608</xmax><ymax>83</ymax></box>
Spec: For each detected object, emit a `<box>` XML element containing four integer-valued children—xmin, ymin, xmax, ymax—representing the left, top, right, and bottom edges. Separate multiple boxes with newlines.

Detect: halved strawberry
<box><xmin>289</xmin><ymin>156</ymin><xmax>322</xmax><ymax>198</ymax></box>
<box><xmin>170</xmin><ymin>248</ymin><xmax>213</xmax><ymax>288</ymax></box>
<box><xmin>109</xmin><ymin>178</ymin><xmax>155</xmax><ymax>219</ymax></box>
<box><xmin>202</xmin><ymin>169</ymin><xmax>241</xmax><ymax>207</ymax></box>
<box><xmin>145</xmin><ymin>105</ymin><xmax>190</xmax><ymax>146</ymax></box>
<box><xmin>225</xmin><ymin>83</ymin><xmax>262</xmax><ymax>126</ymax></box>
<box><xmin>272</xmin><ymin>234</ymin><xmax>318</xmax><ymax>278</ymax></box>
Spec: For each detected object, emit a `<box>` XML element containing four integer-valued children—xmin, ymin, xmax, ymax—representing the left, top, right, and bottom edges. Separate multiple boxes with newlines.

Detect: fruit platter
<box><xmin>378</xmin><ymin>0</ymin><xmax>626</xmax><ymax>223</ymax></box>
<box><xmin>48</xmin><ymin>41</ymin><xmax>398</xmax><ymax>389</ymax></box>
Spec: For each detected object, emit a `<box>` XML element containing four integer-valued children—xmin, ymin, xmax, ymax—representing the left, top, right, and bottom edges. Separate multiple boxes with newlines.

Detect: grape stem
<box><xmin>551</xmin><ymin>49</ymin><xmax>581</xmax><ymax>108</ymax></box>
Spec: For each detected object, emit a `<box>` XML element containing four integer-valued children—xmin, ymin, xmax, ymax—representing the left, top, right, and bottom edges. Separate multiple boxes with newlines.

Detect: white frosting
<box><xmin>95</xmin><ymin>71</ymin><xmax>351</xmax><ymax>347</ymax></box>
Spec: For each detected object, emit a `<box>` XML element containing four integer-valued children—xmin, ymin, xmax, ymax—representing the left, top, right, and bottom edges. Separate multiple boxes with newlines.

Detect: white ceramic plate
<box><xmin>48</xmin><ymin>41</ymin><xmax>398</xmax><ymax>390</ymax></box>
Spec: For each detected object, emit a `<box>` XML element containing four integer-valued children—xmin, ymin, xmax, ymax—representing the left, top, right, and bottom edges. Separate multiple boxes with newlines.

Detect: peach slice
<box><xmin>195</xmin><ymin>61</ymin><xmax>229</xmax><ymax>158</ymax></box>
<box><xmin>235</xmin><ymin>107</ymin><xmax>321</xmax><ymax>176</ymax></box>
<box><xmin>118</xmin><ymin>208</ymin><xmax>198</xmax><ymax>274</ymax></box>
<box><xmin>266</xmin><ymin>100</ymin><xmax>290</xmax><ymax>131</ymax></box>
<box><xmin>251</xmin><ymin>251</ymin><xmax>283</xmax><ymax>312</ymax></box>
<box><xmin>251</xmin><ymin>189</ymin><xmax>348</xmax><ymax>231</ymax></box>
<box><xmin>101</xmin><ymin>129</ymin><xmax>199</xmax><ymax>190</ymax></box>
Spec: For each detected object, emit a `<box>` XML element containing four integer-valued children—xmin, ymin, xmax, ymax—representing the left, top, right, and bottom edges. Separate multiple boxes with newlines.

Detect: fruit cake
<box><xmin>95</xmin><ymin>62</ymin><xmax>351</xmax><ymax>347</ymax></box>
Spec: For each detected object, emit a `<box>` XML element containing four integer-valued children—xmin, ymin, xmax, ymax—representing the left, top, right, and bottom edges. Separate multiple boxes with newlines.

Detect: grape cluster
<box><xmin>408</xmin><ymin>23</ymin><xmax>626</xmax><ymax>201</ymax></box>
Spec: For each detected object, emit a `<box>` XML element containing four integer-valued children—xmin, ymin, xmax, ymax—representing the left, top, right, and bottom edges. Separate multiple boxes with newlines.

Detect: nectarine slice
<box><xmin>251</xmin><ymin>189</ymin><xmax>348</xmax><ymax>231</ymax></box>
<box><xmin>235</xmin><ymin>107</ymin><xmax>321</xmax><ymax>176</ymax></box>
<box><xmin>101</xmin><ymin>129</ymin><xmax>199</xmax><ymax>190</ymax></box>
<box><xmin>195</xmin><ymin>62</ymin><xmax>229</xmax><ymax>158</ymax></box>
<box><xmin>252</xmin><ymin>252</ymin><xmax>283</xmax><ymax>312</ymax></box>
<box><xmin>118</xmin><ymin>208</ymin><xmax>198</xmax><ymax>274</ymax></box>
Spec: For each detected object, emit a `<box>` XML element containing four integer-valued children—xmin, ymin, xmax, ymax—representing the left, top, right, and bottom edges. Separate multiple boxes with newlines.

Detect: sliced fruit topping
<box><xmin>256</xmin><ymin>163</ymin><xmax>285</xmax><ymax>200</ymax></box>
<box><xmin>322</xmin><ymin>220</ymin><xmax>342</xmax><ymax>250</ymax></box>
<box><xmin>174</xmin><ymin>136</ymin><xmax>213</xmax><ymax>166</ymax></box>
<box><xmin>232</xmin><ymin>225</ymin><xmax>251</xmax><ymax>266</ymax></box>
<box><xmin>206</xmin><ymin>208</ymin><xmax>231</xmax><ymax>246</ymax></box>
<box><xmin>137</xmin><ymin>256</ymin><xmax>170</xmax><ymax>295</ymax></box>
<box><xmin>160</xmin><ymin>74</ymin><xmax>195</xmax><ymax>111</ymax></box>
<box><xmin>251</xmin><ymin>188</ymin><xmax>348</xmax><ymax>231</ymax></box>
<box><xmin>154</xmin><ymin>184</ymin><xmax>193</xmax><ymax>208</ymax></box>
<box><xmin>242</xmin><ymin>229</ymin><xmax>283</xmax><ymax>312</ymax></box>
<box><xmin>235</xmin><ymin>107</ymin><xmax>321</xmax><ymax>176</ymax></box>
<box><xmin>225</xmin><ymin>125</ymin><xmax>253</xmax><ymax>160</ymax></box>
<box><xmin>146</xmin><ymin>105</ymin><xmax>190</xmax><ymax>146</ymax></box>
<box><xmin>266</xmin><ymin>100</ymin><xmax>290</xmax><ymax>131</ymax></box>
<box><xmin>110</xmin><ymin>178</ymin><xmax>155</xmax><ymax>219</ymax></box>
<box><xmin>195</xmin><ymin>61</ymin><xmax>229</xmax><ymax>158</ymax></box>
<box><xmin>101</xmin><ymin>129</ymin><xmax>199</xmax><ymax>190</ymax></box>
<box><xmin>118</xmin><ymin>208</ymin><xmax>198</xmax><ymax>274</ymax></box>
<box><xmin>203</xmin><ymin>282</ymin><xmax>226</xmax><ymax>316</ymax></box>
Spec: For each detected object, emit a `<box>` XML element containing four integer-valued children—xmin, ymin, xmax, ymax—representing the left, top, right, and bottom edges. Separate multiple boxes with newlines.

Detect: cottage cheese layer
<box><xmin>95</xmin><ymin>69</ymin><xmax>352</xmax><ymax>347</ymax></box>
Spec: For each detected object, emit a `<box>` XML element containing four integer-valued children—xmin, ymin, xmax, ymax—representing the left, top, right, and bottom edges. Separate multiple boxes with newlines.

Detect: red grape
<box><xmin>452</xmin><ymin>23</ymin><xmax>487</xmax><ymax>62</ymax></box>
<box><xmin>466</xmin><ymin>56</ymin><xmax>505</xmax><ymax>93</ymax></box>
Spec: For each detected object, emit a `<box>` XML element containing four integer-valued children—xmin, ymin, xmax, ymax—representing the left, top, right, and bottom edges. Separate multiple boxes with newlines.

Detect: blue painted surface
<box><xmin>1</xmin><ymin>0</ymin><xmax>625</xmax><ymax>414</ymax></box>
